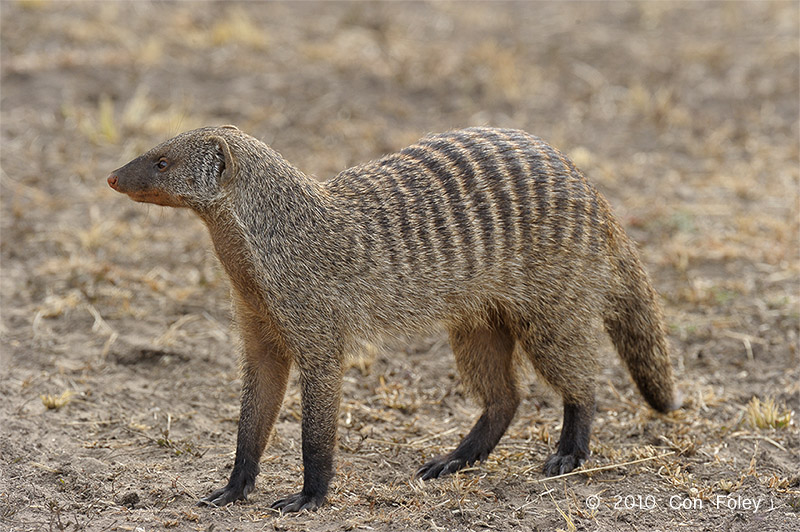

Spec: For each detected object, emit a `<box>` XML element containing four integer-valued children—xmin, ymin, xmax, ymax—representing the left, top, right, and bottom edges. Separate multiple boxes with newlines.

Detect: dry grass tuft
<box><xmin>745</xmin><ymin>397</ymin><xmax>793</xmax><ymax>430</ymax></box>
<box><xmin>40</xmin><ymin>390</ymin><xmax>74</xmax><ymax>410</ymax></box>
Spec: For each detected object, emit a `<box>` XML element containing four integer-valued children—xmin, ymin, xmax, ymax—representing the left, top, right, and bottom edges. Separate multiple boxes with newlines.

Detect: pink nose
<box><xmin>107</xmin><ymin>174</ymin><xmax>118</xmax><ymax>189</ymax></box>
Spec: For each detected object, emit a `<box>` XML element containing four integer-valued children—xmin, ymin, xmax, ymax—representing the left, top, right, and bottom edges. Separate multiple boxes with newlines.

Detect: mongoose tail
<box><xmin>605</xmin><ymin>231</ymin><xmax>683</xmax><ymax>413</ymax></box>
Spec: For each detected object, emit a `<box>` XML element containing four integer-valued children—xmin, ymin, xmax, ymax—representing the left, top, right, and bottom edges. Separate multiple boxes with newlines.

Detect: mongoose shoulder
<box><xmin>108</xmin><ymin>125</ymin><xmax>681</xmax><ymax>513</ymax></box>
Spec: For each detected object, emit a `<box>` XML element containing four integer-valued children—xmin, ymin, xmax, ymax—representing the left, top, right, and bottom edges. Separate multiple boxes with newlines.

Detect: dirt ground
<box><xmin>1</xmin><ymin>1</ymin><xmax>798</xmax><ymax>531</ymax></box>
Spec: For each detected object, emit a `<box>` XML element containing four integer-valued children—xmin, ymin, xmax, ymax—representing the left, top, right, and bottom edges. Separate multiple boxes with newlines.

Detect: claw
<box><xmin>542</xmin><ymin>453</ymin><xmax>586</xmax><ymax>477</ymax></box>
<box><xmin>416</xmin><ymin>456</ymin><xmax>470</xmax><ymax>480</ymax></box>
<box><xmin>271</xmin><ymin>492</ymin><xmax>324</xmax><ymax>513</ymax></box>
<box><xmin>197</xmin><ymin>481</ymin><xmax>251</xmax><ymax>508</ymax></box>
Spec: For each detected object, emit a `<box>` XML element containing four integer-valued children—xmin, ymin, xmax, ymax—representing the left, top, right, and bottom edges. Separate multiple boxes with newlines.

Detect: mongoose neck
<box><xmin>197</xmin><ymin>139</ymin><xmax>329</xmax><ymax>229</ymax></box>
<box><xmin>195</xmin><ymin>139</ymin><xmax>342</xmax><ymax>317</ymax></box>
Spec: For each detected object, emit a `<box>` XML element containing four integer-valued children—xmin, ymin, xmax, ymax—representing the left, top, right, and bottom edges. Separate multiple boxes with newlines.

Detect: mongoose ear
<box><xmin>220</xmin><ymin>124</ymin><xmax>239</xmax><ymax>131</ymax></box>
<box><xmin>211</xmin><ymin>135</ymin><xmax>238</xmax><ymax>185</ymax></box>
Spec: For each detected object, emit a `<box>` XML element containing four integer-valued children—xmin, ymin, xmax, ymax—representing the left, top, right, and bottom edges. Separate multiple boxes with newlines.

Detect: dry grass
<box><xmin>746</xmin><ymin>397</ymin><xmax>794</xmax><ymax>430</ymax></box>
<box><xmin>40</xmin><ymin>390</ymin><xmax>74</xmax><ymax>410</ymax></box>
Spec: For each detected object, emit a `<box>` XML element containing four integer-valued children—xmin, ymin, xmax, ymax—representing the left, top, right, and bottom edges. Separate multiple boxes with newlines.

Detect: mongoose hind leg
<box><xmin>271</xmin><ymin>348</ymin><xmax>343</xmax><ymax>513</ymax></box>
<box><xmin>199</xmin><ymin>308</ymin><xmax>291</xmax><ymax>507</ymax></box>
<box><xmin>519</xmin><ymin>326</ymin><xmax>597</xmax><ymax>476</ymax></box>
<box><xmin>542</xmin><ymin>401</ymin><xmax>594</xmax><ymax>476</ymax></box>
<box><xmin>417</xmin><ymin>316</ymin><xmax>519</xmax><ymax>480</ymax></box>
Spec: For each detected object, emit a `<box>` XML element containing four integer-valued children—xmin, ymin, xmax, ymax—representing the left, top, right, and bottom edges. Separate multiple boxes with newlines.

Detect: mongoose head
<box><xmin>107</xmin><ymin>125</ymin><xmax>241</xmax><ymax>210</ymax></box>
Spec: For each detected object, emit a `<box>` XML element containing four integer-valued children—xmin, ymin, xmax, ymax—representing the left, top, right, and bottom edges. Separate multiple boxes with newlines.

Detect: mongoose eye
<box><xmin>155</xmin><ymin>157</ymin><xmax>169</xmax><ymax>171</ymax></box>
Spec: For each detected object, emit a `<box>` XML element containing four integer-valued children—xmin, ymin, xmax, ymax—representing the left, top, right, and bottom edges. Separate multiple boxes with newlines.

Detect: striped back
<box><xmin>327</xmin><ymin>127</ymin><xmax>608</xmax><ymax>279</ymax></box>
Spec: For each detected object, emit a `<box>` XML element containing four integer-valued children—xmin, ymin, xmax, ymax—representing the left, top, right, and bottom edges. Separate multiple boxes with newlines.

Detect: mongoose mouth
<box><xmin>107</xmin><ymin>174</ymin><xmax>179</xmax><ymax>207</ymax></box>
<box><xmin>125</xmin><ymin>190</ymin><xmax>180</xmax><ymax>207</ymax></box>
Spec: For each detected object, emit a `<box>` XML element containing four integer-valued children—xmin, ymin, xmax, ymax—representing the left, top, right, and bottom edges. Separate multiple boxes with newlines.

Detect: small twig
<box><xmin>722</xmin><ymin>330</ymin><xmax>767</xmax><ymax>345</ymax></box>
<box><xmin>368</xmin><ymin>427</ymin><xmax>459</xmax><ymax>449</ymax></box>
<box><xmin>155</xmin><ymin>314</ymin><xmax>201</xmax><ymax>346</ymax></box>
<box><xmin>30</xmin><ymin>461</ymin><xmax>61</xmax><ymax>474</ymax></box>
<box><xmin>606</xmin><ymin>381</ymin><xmax>639</xmax><ymax>411</ymax></box>
<box><xmin>533</xmin><ymin>451</ymin><xmax>676</xmax><ymax>483</ymax></box>
<box><xmin>100</xmin><ymin>331</ymin><xmax>119</xmax><ymax>362</ymax></box>
<box><xmin>61</xmin><ymin>419</ymin><xmax>121</xmax><ymax>426</ymax></box>
<box><xmin>722</xmin><ymin>331</ymin><xmax>765</xmax><ymax>362</ymax></box>
<box><xmin>737</xmin><ymin>434</ymin><xmax>787</xmax><ymax>452</ymax></box>
<box><xmin>543</xmin><ymin>484</ymin><xmax>575</xmax><ymax>531</ymax></box>
<box><xmin>366</xmin><ymin>438</ymin><xmax>415</xmax><ymax>448</ymax></box>
<box><xmin>408</xmin><ymin>427</ymin><xmax>459</xmax><ymax>446</ymax></box>
<box><xmin>86</xmin><ymin>302</ymin><xmax>115</xmax><ymax>336</ymax></box>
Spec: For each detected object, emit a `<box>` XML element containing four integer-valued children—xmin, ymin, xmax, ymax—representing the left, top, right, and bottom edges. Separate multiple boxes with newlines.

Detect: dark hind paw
<box><xmin>542</xmin><ymin>452</ymin><xmax>586</xmax><ymax>477</ymax></box>
<box><xmin>416</xmin><ymin>456</ymin><xmax>467</xmax><ymax>480</ymax></box>
<box><xmin>416</xmin><ymin>448</ymin><xmax>488</xmax><ymax>480</ymax></box>
<box><xmin>197</xmin><ymin>481</ymin><xmax>252</xmax><ymax>507</ymax></box>
<box><xmin>271</xmin><ymin>491</ymin><xmax>325</xmax><ymax>513</ymax></box>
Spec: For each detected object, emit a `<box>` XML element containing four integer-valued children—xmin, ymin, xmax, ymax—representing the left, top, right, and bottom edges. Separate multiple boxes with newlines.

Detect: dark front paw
<box><xmin>197</xmin><ymin>478</ymin><xmax>254</xmax><ymax>507</ymax></box>
<box><xmin>542</xmin><ymin>452</ymin><xmax>586</xmax><ymax>477</ymax></box>
<box><xmin>198</xmin><ymin>456</ymin><xmax>259</xmax><ymax>507</ymax></box>
<box><xmin>270</xmin><ymin>491</ymin><xmax>325</xmax><ymax>513</ymax></box>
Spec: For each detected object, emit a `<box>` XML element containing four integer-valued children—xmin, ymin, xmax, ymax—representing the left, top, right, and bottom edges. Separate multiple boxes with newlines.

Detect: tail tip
<box><xmin>657</xmin><ymin>388</ymin><xmax>683</xmax><ymax>413</ymax></box>
<box><xmin>669</xmin><ymin>389</ymin><xmax>684</xmax><ymax>411</ymax></box>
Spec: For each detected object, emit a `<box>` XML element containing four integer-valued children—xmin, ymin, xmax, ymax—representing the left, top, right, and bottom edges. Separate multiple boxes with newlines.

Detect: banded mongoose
<box><xmin>107</xmin><ymin>126</ymin><xmax>681</xmax><ymax>513</ymax></box>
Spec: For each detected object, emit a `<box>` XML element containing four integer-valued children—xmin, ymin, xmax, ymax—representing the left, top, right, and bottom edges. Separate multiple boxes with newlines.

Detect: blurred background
<box><xmin>1</xmin><ymin>2</ymin><xmax>798</xmax><ymax>531</ymax></box>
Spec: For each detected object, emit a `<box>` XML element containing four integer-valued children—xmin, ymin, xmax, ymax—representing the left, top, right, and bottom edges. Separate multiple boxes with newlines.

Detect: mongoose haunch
<box><xmin>107</xmin><ymin>126</ymin><xmax>681</xmax><ymax>513</ymax></box>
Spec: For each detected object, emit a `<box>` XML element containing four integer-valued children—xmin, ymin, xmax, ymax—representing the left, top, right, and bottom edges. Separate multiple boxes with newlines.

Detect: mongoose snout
<box><xmin>108</xmin><ymin>155</ymin><xmax>184</xmax><ymax>207</ymax></box>
<box><xmin>108</xmin><ymin>125</ymin><xmax>681</xmax><ymax>513</ymax></box>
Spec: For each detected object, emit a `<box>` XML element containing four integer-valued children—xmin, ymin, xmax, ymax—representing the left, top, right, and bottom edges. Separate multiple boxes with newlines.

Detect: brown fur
<box><xmin>108</xmin><ymin>125</ymin><xmax>681</xmax><ymax>513</ymax></box>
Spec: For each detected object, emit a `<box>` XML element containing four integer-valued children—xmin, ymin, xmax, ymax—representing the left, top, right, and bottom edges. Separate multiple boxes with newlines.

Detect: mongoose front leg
<box><xmin>542</xmin><ymin>401</ymin><xmax>594</xmax><ymax>476</ymax></box>
<box><xmin>199</xmin><ymin>309</ymin><xmax>291</xmax><ymax>507</ymax></box>
<box><xmin>271</xmin><ymin>354</ymin><xmax>343</xmax><ymax>513</ymax></box>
